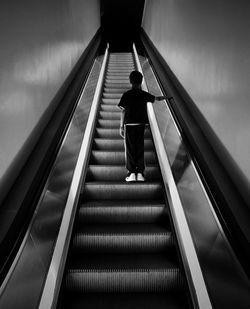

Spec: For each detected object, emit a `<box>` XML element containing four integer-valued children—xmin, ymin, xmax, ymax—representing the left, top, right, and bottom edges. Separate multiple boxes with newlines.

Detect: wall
<box><xmin>0</xmin><ymin>0</ymin><xmax>100</xmax><ymax>194</ymax></box>
<box><xmin>142</xmin><ymin>0</ymin><xmax>250</xmax><ymax>182</ymax></box>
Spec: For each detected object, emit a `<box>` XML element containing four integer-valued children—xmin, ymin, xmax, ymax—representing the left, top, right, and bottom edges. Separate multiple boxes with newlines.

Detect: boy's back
<box><xmin>118</xmin><ymin>88</ymin><xmax>155</xmax><ymax>124</ymax></box>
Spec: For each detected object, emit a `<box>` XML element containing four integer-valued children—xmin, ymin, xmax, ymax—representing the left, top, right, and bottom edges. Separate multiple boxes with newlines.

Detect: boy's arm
<box><xmin>119</xmin><ymin>108</ymin><xmax>125</xmax><ymax>138</ymax></box>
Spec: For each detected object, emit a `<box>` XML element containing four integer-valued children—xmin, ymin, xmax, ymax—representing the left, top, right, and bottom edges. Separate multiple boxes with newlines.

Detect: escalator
<box><xmin>57</xmin><ymin>52</ymin><xmax>191</xmax><ymax>308</ymax></box>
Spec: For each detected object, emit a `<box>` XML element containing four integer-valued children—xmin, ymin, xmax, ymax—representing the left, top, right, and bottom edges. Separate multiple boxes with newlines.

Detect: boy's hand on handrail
<box><xmin>155</xmin><ymin>95</ymin><xmax>168</xmax><ymax>101</ymax></box>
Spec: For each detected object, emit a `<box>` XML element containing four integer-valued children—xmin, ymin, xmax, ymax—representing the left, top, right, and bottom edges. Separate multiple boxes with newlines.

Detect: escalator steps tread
<box><xmin>77</xmin><ymin>200</ymin><xmax>168</xmax><ymax>223</ymax></box>
<box><xmin>67</xmin><ymin>253</ymin><xmax>179</xmax><ymax>271</ymax></box>
<box><xmin>74</xmin><ymin>223</ymin><xmax>169</xmax><ymax>233</ymax></box>
<box><xmin>72</xmin><ymin>234</ymin><xmax>174</xmax><ymax>253</ymax></box>
<box><xmin>65</xmin><ymin>269</ymin><xmax>184</xmax><ymax>293</ymax></box>
<box><xmin>60</xmin><ymin>292</ymin><xmax>189</xmax><ymax>309</ymax></box>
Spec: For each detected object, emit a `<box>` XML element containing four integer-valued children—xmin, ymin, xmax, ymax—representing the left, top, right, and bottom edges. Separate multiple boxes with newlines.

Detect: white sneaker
<box><xmin>125</xmin><ymin>173</ymin><xmax>136</xmax><ymax>182</ymax></box>
<box><xmin>137</xmin><ymin>173</ymin><xmax>145</xmax><ymax>181</ymax></box>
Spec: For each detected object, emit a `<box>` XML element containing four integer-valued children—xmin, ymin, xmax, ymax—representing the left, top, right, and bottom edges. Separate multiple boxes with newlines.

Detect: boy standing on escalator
<box><xmin>118</xmin><ymin>70</ymin><xmax>166</xmax><ymax>182</ymax></box>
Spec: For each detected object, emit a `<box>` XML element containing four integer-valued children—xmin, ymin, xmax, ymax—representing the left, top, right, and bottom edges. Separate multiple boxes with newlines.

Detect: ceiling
<box><xmin>101</xmin><ymin>0</ymin><xmax>145</xmax><ymax>51</ymax></box>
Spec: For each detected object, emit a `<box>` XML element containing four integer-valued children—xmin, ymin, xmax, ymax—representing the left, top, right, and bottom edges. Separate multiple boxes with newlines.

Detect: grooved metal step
<box><xmin>92</xmin><ymin>138</ymin><xmax>154</xmax><ymax>150</ymax></box>
<box><xmin>66</xmin><ymin>267</ymin><xmax>183</xmax><ymax>293</ymax></box>
<box><xmin>61</xmin><ymin>292</ymin><xmax>189</xmax><ymax>309</ymax></box>
<box><xmin>106</xmin><ymin>73</ymin><xmax>131</xmax><ymax>77</ymax></box>
<box><xmin>72</xmin><ymin>234</ymin><xmax>173</xmax><ymax>253</ymax></box>
<box><xmin>105</xmin><ymin>75</ymin><xmax>131</xmax><ymax>79</ymax></box>
<box><xmin>108</xmin><ymin>65</ymin><xmax>134</xmax><ymax>69</ymax></box>
<box><xmin>77</xmin><ymin>200</ymin><xmax>167</xmax><ymax>223</ymax></box>
<box><xmin>97</xmin><ymin>119</ymin><xmax>122</xmax><ymax>128</ymax></box>
<box><xmin>104</xmin><ymin>88</ymin><xmax>128</xmax><ymax>94</ymax></box>
<box><xmin>108</xmin><ymin>61</ymin><xmax>133</xmax><ymax>64</ymax></box>
<box><xmin>105</xmin><ymin>72</ymin><xmax>130</xmax><ymax>77</ymax></box>
<box><xmin>103</xmin><ymin>93</ymin><xmax>123</xmax><ymax>99</ymax></box>
<box><xmin>82</xmin><ymin>182</ymin><xmax>163</xmax><ymax>200</ymax></box>
<box><xmin>99</xmin><ymin>111</ymin><xmax>121</xmax><ymax>120</ymax></box>
<box><xmin>89</xmin><ymin>150</ymin><xmax>157</xmax><ymax>165</ymax></box>
<box><xmin>72</xmin><ymin>223</ymin><xmax>174</xmax><ymax>253</ymax></box>
<box><xmin>95</xmin><ymin>127</ymin><xmax>151</xmax><ymax>138</ymax></box>
<box><xmin>86</xmin><ymin>165</ymin><xmax>160</xmax><ymax>181</ymax></box>
<box><xmin>105</xmin><ymin>79</ymin><xmax>131</xmax><ymax>84</ymax></box>
<box><xmin>105</xmin><ymin>82</ymin><xmax>131</xmax><ymax>88</ymax></box>
<box><xmin>100</xmin><ymin>104</ymin><xmax>121</xmax><ymax>112</ymax></box>
<box><xmin>102</xmin><ymin>98</ymin><xmax>120</xmax><ymax>104</ymax></box>
<box><xmin>95</xmin><ymin>127</ymin><xmax>122</xmax><ymax>137</ymax></box>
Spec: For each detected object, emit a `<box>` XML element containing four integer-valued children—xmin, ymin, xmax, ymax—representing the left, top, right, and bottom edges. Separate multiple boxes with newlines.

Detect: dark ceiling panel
<box><xmin>101</xmin><ymin>0</ymin><xmax>145</xmax><ymax>51</ymax></box>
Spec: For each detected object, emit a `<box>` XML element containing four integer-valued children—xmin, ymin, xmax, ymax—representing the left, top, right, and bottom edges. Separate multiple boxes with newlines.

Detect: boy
<box><xmin>118</xmin><ymin>70</ymin><xmax>166</xmax><ymax>182</ymax></box>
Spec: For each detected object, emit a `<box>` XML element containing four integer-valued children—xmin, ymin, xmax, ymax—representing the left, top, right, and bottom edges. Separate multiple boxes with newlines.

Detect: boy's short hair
<box><xmin>129</xmin><ymin>70</ymin><xmax>143</xmax><ymax>85</ymax></box>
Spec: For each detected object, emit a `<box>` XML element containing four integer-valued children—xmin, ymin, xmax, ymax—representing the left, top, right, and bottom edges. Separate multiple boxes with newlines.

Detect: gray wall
<box><xmin>143</xmin><ymin>0</ymin><xmax>250</xmax><ymax>182</ymax></box>
<box><xmin>0</xmin><ymin>0</ymin><xmax>100</xmax><ymax>192</ymax></box>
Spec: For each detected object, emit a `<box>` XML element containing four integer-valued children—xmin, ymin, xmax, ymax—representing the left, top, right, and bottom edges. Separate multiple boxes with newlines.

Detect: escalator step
<box><xmin>103</xmin><ymin>93</ymin><xmax>123</xmax><ymax>99</ymax></box>
<box><xmin>105</xmin><ymin>75</ymin><xmax>130</xmax><ymax>79</ymax></box>
<box><xmin>108</xmin><ymin>61</ymin><xmax>134</xmax><ymax>64</ymax></box>
<box><xmin>104</xmin><ymin>87</ymin><xmax>128</xmax><ymax>93</ymax></box>
<box><xmin>105</xmin><ymin>73</ymin><xmax>130</xmax><ymax>77</ymax></box>
<box><xmin>86</xmin><ymin>165</ymin><xmax>160</xmax><ymax>181</ymax></box>
<box><xmin>68</xmin><ymin>253</ymin><xmax>178</xmax><ymax>270</ymax></box>
<box><xmin>108</xmin><ymin>59</ymin><xmax>133</xmax><ymax>62</ymax></box>
<box><xmin>107</xmin><ymin>67</ymin><xmax>131</xmax><ymax>73</ymax></box>
<box><xmin>95</xmin><ymin>127</ymin><xmax>122</xmax><ymax>138</ymax></box>
<box><xmin>65</xmin><ymin>268</ymin><xmax>183</xmax><ymax>293</ymax></box>
<box><xmin>97</xmin><ymin>119</ymin><xmax>120</xmax><ymax>128</ymax></box>
<box><xmin>109</xmin><ymin>57</ymin><xmax>133</xmax><ymax>60</ymax></box>
<box><xmin>95</xmin><ymin>127</ymin><xmax>151</xmax><ymax>138</ymax></box>
<box><xmin>109</xmin><ymin>59</ymin><xmax>133</xmax><ymax>62</ymax></box>
<box><xmin>105</xmin><ymin>82</ymin><xmax>131</xmax><ymax>88</ymax></box>
<box><xmin>102</xmin><ymin>98</ymin><xmax>120</xmax><ymax>104</ymax></box>
<box><xmin>105</xmin><ymin>79</ymin><xmax>131</xmax><ymax>84</ymax></box>
<box><xmin>89</xmin><ymin>150</ymin><xmax>157</xmax><ymax>165</ymax></box>
<box><xmin>92</xmin><ymin>138</ymin><xmax>125</xmax><ymax>150</ymax></box>
<box><xmin>77</xmin><ymin>201</ymin><xmax>167</xmax><ymax>223</ymax></box>
<box><xmin>106</xmin><ymin>73</ymin><xmax>131</xmax><ymax>78</ymax></box>
<box><xmin>100</xmin><ymin>104</ymin><xmax>121</xmax><ymax>112</ymax></box>
<box><xmin>82</xmin><ymin>182</ymin><xmax>163</xmax><ymax>200</ymax></box>
<box><xmin>72</xmin><ymin>230</ymin><xmax>174</xmax><ymax>253</ymax></box>
<box><xmin>107</xmin><ymin>66</ymin><xmax>134</xmax><ymax>70</ymax></box>
<box><xmin>92</xmin><ymin>138</ymin><xmax>154</xmax><ymax>150</ymax></box>
<box><xmin>60</xmin><ymin>292</ymin><xmax>189</xmax><ymax>309</ymax></box>
<box><xmin>99</xmin><ymin>111</ymin><xmax>121</xmax><ymax>120</ymax></box>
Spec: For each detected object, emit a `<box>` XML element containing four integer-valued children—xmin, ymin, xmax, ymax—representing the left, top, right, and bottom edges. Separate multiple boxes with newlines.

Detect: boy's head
<box><xmin>129</xmin><ymin>70</ymin><xmax>143</xmax><ymax>86</ymax></box>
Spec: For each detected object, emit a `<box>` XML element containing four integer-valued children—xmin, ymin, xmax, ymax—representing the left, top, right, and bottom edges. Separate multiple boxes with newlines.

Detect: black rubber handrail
<box><xmin>139</xmin><ymin>28</ymin><xmax>250</xmax><ymax>276</ymax></box>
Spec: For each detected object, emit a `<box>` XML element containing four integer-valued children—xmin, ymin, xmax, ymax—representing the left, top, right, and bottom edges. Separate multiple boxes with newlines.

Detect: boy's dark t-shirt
<box><xmin>118</xmin><ymin>88</ymin><xmax>155</xmax><ymax>124</ymax></box>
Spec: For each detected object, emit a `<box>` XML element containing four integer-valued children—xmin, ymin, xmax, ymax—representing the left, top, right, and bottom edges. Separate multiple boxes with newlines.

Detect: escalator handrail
<box><xmin>133</xmin><ymin>43</ymin><xmax>212</xmax><ymax>309</ymax></box>
<box><xmin>38</xmin><ymin>44</ymin><xmax>109</xmax><ymax>309</ymax></box>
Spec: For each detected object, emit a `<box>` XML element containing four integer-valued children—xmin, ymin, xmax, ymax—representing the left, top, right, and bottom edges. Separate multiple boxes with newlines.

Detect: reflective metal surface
<box><xmin>39</xmin><ymin>46</ymin><xmax>109</xmax><ymax>309</ymax></box>
<box><xmin>0</xmin><ymin>0</ymin><xmax>100</xmax><ymax>203</ymax></box>
<box><xmin>134</xmin><ymin>44</ymin><xmax>212</xmax><ymax>309</ymax></box>
<box><xmin>0</xmin><ymin>56</ymin><xmax>103</xmax><ymax>309</ymax></box>
<box><xmin>142</xmin><ymin>0</ymin><xmax>250</xmax><ymax>183</ymax></box>
<box><xmin>139</xmin><ymin>54</ymin><xmax>250</xmax><ymax>307</ymax></box>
